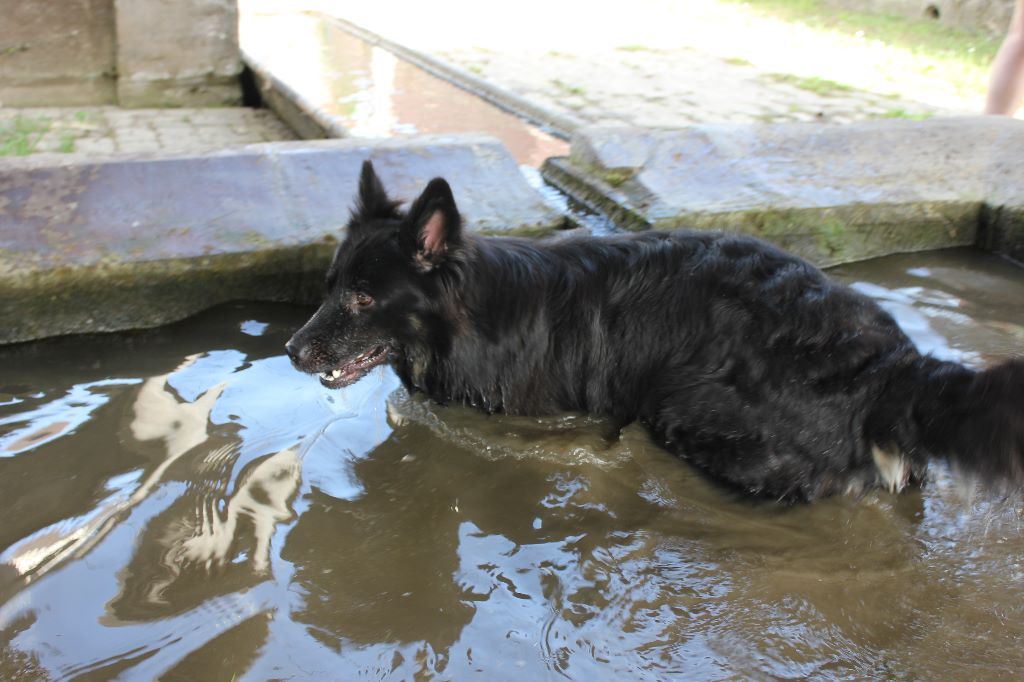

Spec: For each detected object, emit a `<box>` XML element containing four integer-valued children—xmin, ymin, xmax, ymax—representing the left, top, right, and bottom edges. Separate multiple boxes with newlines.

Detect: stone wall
<box><xmin>115</xmin><ymin>0</ymin><xmax>243</xmax><ymax>107</ymax></box>
<box><xmin>0</xmin><ymin>0</ymin><xmax>241</xmax><ymax>107</ymax></box>
<box><xmin>0</xmin><ymin>0</ymin><xmax>116</xmax><ymax>106</ymax></box>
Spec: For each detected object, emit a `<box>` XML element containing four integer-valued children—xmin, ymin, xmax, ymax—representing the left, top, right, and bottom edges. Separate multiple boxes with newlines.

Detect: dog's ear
<box><xmin>403</xmin><ymin>177</ymin><xmax>462</xmax><ymax>270</ymax></box>
<box><xmin>351</xmin><ymin>160</ymin><xmax>400</xmax><ymax>224</ymax></box>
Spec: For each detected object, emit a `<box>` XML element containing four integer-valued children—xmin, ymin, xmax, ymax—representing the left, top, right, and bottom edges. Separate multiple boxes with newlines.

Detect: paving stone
<box><xmin>72</xmin><ymin>137</ymin><xmax>117</xmax><ymax>154</ymax></box>
<box><xmin>0</xmin><ymin>106</ymin><xmax>297</xmax><ymax>158</ymax></box>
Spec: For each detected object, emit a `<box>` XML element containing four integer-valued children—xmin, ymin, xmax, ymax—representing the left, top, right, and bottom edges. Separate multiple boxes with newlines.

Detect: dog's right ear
<box><xmin>351</xmin><ymin>160</ymin><xmax>400</xmax><ymax>224</ymax></box>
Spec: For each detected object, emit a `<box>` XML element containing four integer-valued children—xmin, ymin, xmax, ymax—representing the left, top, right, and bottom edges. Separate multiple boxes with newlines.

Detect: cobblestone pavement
<box><xmin>0</xmin><ymin>107</ymin><xmax>296</xmax><ymax>157</ymax></box>
<box><xmin>270</xmin><ymin>0</ymin><xmax>994</xmax><ymax>128</ymax></box>
<box><xmin>446</xmin><ymin>46</ymin><xmax>929</xmax><ymax>127</ymax></box>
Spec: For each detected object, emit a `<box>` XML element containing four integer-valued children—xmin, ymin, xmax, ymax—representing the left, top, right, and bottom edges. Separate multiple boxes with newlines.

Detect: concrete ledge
<box><xmin>0</xmin><ymin>135</ymin><xmax>564</xmax><ymax>343</ymax></box>
<box><xmin>542</xmin><ymin>117</ymin><xmax>1024</xmax><ymax>266</ymax></box>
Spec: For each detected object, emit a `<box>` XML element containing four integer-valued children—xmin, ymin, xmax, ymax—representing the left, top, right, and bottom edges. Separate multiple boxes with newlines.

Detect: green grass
<box><xmin>766</xmin><ymin>72</ymin><xmax>854</xmax><ymax>96</ymax></box>
<box><xmin>0</xmin><ymin>116</ymin><xmax>51</xmax><ymax>156</ymax></box>
<box><xmin>551</xmin><ymin>79</ymin><xmax>587</xmax><ymax>97</ymax></box>
<box><xmin>57</xmin><ymin>133</ymin><xmax>77</xmax><ymax>153</ymax></box>
<box><xmin>879</xmin><ymin>107</ymin><xmax>934</xmax><ymax>120</ymax></box>
<box><xmin>73</xmin><ymin>110</ymin><xmax>99</xmax><ymax>124</ymax></box>
<box><xmin>725</xmin><ymin>0</ymin><xmax>998</xmax><ymax>63</ymax></box>
<box><xmin>723</xmin><ymin>0</ymin><xmax>998</xmax><ymax>96</ymax></box>
<box><xmin>615</xmin><ymin>44</ymin><xmax>664</xmax><ymax>53</ymax></box>
<box><xmin>723</xmin><ymin>56</ymin><xmax>753</xmax><ymax>67</ymax></box>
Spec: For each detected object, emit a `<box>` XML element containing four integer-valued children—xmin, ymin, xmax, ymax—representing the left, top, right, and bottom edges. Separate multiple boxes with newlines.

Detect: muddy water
<box><xmin>240</xmin><ymin>11</ymin><xmax>569</xmax><ymax>168</ymax></box>
<box><xmin>0</xmin><ymin>247</ymin><xmax>1022</xmax><ymax>680</ymax></box>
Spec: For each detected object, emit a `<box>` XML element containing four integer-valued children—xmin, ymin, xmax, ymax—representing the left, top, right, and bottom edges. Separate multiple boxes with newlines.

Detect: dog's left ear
<box><xmin>403</xmin><ymin>177</ymin><xmax>462</xmax><ymax>270</ymax></box>
<box><xmin>352</xmin><ymin>160</ymin><xmax>401</xmax><ymax>224</ymax></box>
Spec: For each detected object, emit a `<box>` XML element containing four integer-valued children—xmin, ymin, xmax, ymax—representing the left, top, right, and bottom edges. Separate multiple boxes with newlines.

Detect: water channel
<box><xmin>1</xmin><ymin>247</ymin><xmax>1021</xmax><ymax>680</ymax></box>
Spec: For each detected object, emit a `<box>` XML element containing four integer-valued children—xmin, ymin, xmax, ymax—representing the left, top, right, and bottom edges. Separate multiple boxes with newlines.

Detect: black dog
<box><xmin>287</xmin><ymin>161</ymin><xmax>1024</xmax><ymax>501</ymax></box>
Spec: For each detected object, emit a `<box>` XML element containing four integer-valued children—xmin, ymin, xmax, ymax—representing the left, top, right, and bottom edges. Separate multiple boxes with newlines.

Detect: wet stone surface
<box><xmin>0</xmin><ymin>135</ymin><xmax>564</xmax><ymax>343</ymax></box>
<box><xmin>0</xmin><ymin>248</ymin><xmax>1021</xmax><ymax>679</ymax></box>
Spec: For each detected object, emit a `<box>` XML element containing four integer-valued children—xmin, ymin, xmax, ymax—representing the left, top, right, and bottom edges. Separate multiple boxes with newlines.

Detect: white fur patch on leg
<box><xmin>386</xmin><ymin>399</ymin><xmax>407</xmax><ymax>428</ymax></box>
<box><xmin>872</xmin><ymin>445</ymin><xmax>910</xmax><ymax>493</ymax></box>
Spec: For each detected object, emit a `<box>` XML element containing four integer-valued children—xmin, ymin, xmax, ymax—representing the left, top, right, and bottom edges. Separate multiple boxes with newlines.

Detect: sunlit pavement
<box><xmin>241</xmin><ymin>0</ymin><xmax>996</xmax><ymax>128</ymax></box>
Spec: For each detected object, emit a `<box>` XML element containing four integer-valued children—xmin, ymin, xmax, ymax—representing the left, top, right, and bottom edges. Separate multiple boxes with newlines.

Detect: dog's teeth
<box><xmin>331</xmin><ymin>369</ymin><xmax>342</xmax><ymax>379</ymax></box>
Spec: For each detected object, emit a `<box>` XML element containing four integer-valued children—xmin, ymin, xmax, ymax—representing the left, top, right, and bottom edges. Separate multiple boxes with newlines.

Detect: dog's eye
<box><xmin>354</xmin><ymin>292</ymin><xmax>374</xmax><ymax>307</ymax></box>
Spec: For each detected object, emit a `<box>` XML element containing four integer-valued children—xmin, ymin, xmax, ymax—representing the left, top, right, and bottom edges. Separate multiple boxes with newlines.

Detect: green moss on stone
<box><xmin>602</xmin><ymin>168</ymin><xmax>637</xmax><ymax>188</ymax></box>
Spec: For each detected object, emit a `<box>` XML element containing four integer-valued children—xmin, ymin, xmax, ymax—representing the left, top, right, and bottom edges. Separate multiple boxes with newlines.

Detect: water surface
<box><xmin>0</xmin><ymin>247</ymin><xmax>1022</xmax><ymax>680</ymax></box>
<box><xmin>240</xmin><ymin>11</ymin><xmax>569</xmax><ymax>167</ymax></box>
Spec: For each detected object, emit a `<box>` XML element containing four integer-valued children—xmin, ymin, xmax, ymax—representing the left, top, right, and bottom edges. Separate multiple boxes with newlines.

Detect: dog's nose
<box><xmin>285</xmin><ymin>339</ymin><xmax>306</xmax><ymax>364</ymax></box>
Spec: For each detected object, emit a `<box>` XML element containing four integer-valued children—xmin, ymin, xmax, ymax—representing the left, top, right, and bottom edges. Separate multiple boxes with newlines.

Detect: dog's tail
<box><xmin>871</xmin><ymin>357</ymin><xmax>1024</xmax><ymax>492</ymax></box>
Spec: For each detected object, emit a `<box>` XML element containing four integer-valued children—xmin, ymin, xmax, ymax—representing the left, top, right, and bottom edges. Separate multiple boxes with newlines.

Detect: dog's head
<box><xmin>286</xmin><ymin>160</ymin><xmax>463</xmax><ymax>388</ymax></box>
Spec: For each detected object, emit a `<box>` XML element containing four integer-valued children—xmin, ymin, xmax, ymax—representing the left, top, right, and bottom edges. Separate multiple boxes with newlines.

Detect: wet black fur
<box><xmin>287</xmin><ymin>161</ymin><xmax>1024</xmax><ymax>502</ymax></box>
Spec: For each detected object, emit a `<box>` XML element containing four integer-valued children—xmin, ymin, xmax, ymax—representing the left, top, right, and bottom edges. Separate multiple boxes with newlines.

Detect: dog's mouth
<box><xmin>317</xmin><ymin>345</ymin><xmax>390</xmax><ymax>388</ymax></box>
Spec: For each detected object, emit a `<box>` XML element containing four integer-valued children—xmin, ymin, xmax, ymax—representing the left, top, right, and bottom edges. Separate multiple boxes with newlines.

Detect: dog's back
<box><xmin>437</xmin><ymin>230</ymin><xmax>927</xmax><ymax>499</ymax></box>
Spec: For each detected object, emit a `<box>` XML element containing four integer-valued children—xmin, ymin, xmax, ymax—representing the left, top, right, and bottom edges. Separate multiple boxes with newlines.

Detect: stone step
<box><xmin>542</xmin><ymin>117</ymin><xmax>1024</xmax><ymax>267</ymax></box>
<box><xmin>0</xmin><ymin>135</ymin><xmax>565</xmax><ymax>343</ymax></box>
